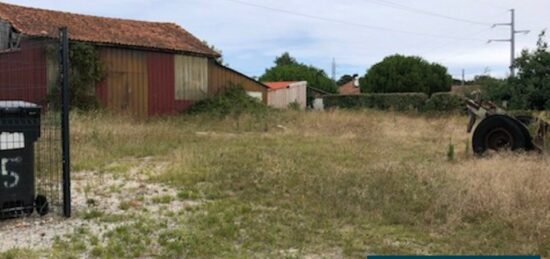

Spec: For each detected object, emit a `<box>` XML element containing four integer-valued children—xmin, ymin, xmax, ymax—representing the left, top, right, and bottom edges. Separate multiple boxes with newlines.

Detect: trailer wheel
<box><xmin>472</xmin><ymin>115</ymin><xmax>527</xmax><ymax>155</ymax></box>
<box><xmin>515</xmin><ymin>115</ymin><xmax>534</xmax><ymax>126</ymax></box>
<box><xmin>35</xmin><ymin>195</ymin><xmax>49</xmax><ymax>216</ymax></box>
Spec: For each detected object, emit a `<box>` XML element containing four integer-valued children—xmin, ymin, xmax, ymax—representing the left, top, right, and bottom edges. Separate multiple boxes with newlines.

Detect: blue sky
<box><xmin>6</xmin><ymin>0</ymin><xmax>550</xmax><ymax>81</ymax></box>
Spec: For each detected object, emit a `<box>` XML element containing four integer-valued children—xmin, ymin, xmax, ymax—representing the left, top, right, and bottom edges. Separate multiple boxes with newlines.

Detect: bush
<box><xmin>47</xmin><ymin>42</ymin><xmax>104</xmax><ymax>110</ymax></box>
<box><xmin>323</xmin><ymin>95</ymin><xmax>363</xmax><ymax>109</ymax></box>
<box><xmin>187</xmin><ymin>85</ymin><xmax>268</xmax><ymax>117</ymax></box>
<box><xmin>424</xmin><ymin>92</ymin><xmax>464</xmax><ymax>112</ymax></box>
<box><xmin>361</xmin><ymin>54</ymin><xmax>452</xmax><ymax>95</ymax></box>
<box><xmin>324</xmin><ymin>93</ymin><xmax>428</xmax><ymax>111</ymax></box>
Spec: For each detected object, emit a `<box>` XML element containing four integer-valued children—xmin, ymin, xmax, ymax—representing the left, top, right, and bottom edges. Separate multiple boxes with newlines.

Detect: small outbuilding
<box><xmin>263</xmin><ymin>81</ymin><xmax>307</xmax><ymax>109</ymax></box>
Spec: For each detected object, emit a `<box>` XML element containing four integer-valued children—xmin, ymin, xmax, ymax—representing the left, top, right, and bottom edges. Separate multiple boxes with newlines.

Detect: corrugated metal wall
<box><xmin>290</xmin><ymin>83</ymin><xmax>307</xmax><ymax>109</ymax></box>
<box><xmin>99</xmin><ymin>48</ymin><xmax>149</xmax><ymax>117</ymax></box>
<box><xmin>208</xmin><ymin>60</ymin><xmax>267</xmax><ymax>103</ymax></box>
<box><xmin>267</xmin><ymin>89</ymin><xmax>288</xmax><ymax>109</ymax></box>
<box><xmin>267</xmin><ymin>82</ymin><xmax>307</xmax><ymax>109</ymax></box>
<box><xmin>174</xmin><ymin>55</ymin><xmax>208</xmax><ymax>101</ymax></box>
<box><xmin>0</xmin><ymin>40</ymin><xmax>48</xmax><ymax>104</ymax></box>
<box><xmin>147</xmin><ymin>52</ymin><xmax>175</xmax><ymax>116</ymax></box>
<box><xmin>0</xmin><ymin>40</ymin><xmax>267</xmax><ymax>116</ymax></box>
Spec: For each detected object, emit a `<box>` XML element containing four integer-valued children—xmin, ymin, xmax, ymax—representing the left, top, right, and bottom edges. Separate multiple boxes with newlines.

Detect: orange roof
<box><xmin>0</xmin><ymin>2</ymin><xmax>218</xmax><ymax>57</ymax></box>
<box><xmin>263</xmin><ymin>81</ymin><xmax>297</xmax><ymax>90</ymax></box>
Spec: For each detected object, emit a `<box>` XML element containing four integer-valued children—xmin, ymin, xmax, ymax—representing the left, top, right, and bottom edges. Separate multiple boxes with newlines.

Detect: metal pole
<box><xmin>510</xmin><ymin>9</ymin><xmax>515</xmax><ymax>77</ymax></box>
<box><xmin>59</xmin><ymin>27</ymin><xmax>71</xmax><ymax>218</ymax></box>
<box><xmin>489</xmin><ymin>8</ymin><xmax>528</xmax><ymax>78</ymax></box>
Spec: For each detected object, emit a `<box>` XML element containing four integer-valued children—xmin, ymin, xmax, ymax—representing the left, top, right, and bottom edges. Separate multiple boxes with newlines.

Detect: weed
<box><xmin>152</xmin><ymin>195</ymin><xmax>173</xmax><ymax>204</ymax></box>
<box><xmin>447</xmin><ymin>141</ymin><xmax>455</xmax><ymax>161</ymax></box>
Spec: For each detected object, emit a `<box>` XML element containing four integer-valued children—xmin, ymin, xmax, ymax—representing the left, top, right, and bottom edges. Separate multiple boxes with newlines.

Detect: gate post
<box><xmin>59</xmin><ymin>27</ymin><xmax>71</xmax><ymax>218</ymax></box>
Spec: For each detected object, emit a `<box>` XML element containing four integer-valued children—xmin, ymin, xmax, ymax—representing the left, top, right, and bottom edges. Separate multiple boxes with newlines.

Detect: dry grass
<box><xmin>3</xmin><ymin>109</ymin><xmax>549</xmax><ymax>258</ymax></box>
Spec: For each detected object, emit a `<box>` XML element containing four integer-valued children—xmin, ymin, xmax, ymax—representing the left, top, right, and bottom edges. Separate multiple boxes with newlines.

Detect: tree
<box><xmin>480</xmin><ymin>31</ymin><xmax>550</xmax><ymax>110</ymax></box>
<box><xmin>512</xmin><ymin>30</ymin><xmax>550</xmax><ymax>110</ymax></box>
<box><xmin>260</xmin><ymin>53</ymin><xmax>337</xmax><ymax>93</ymax></box>
<box><xmin>361</xmin><ymin>54</ymin><xmax>452</xmax><ymax>95</ymax></box>
<box><xmin>337</xmin><ymin>74</ymin><xmax>354</xmax><ymax>86</ymax></box>
<box><xmin>476</xmin><ymin>75</ymin><xmax>509</xmax><ymax>101</ymax></box>
<box><xmin>275</xmin><ymin>52</ymin><xmax>298</xmax><ymax>66</ymax></box>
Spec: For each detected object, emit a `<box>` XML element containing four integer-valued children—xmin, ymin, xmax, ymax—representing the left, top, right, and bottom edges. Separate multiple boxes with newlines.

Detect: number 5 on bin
<box><xmin>1</xmin><ymin>157</ymin><xmax>21</xmax><ymax>188</ymax></box>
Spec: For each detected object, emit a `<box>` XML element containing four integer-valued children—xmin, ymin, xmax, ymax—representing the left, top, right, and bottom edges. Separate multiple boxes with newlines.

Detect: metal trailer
<box><xmin>466</xmin><ymin>98</ymin><xmax>549</xmax><ymax>155</ymax></box>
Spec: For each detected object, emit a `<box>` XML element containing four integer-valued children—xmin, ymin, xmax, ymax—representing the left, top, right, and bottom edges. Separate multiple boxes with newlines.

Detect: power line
<box><xmin>415</xmin><ymin>27</ymin><xmax>494</xmax><ymax>57</ymax></box>
<box><xmin>465</xmin><ymin>0</ymin><xmax>510</xmax><ymax>11</ymax></box>
<box><xmin>364</xmin><ymin>0</ymin><xmax>492</xmax><ymax>26</ymax></box>
<box><xmin>219</xmin><ymin>0</ymin><xmax>487</xmax><ymax>41</ymax></box>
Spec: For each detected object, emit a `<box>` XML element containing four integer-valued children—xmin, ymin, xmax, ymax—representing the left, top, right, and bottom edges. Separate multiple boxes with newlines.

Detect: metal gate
<box><xmin>0</xmin><ymin>27</ymin><xmax>71</xmax><ymax>218</ymax></box>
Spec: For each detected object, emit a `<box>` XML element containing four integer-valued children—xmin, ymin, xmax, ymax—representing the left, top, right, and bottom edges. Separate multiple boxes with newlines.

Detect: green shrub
<box><xmin>187</xmin><ymin>84</ymin><xmax>268</xmax><ymax>117</ymax></box>
<box><xmin>323</xmin><ymin>95</ymin><xmax>364</xmax><ymax>109</ymax></box>
<box><xmin>361</xmin><ymin>54</ymin><xmax>452</xmax><ymax>95</ymax></box>
<box><xmin>47</xmin><ymin>42</ymin><xmax>104</xmax><ymax>110</ymax></box>
<box><xmin>424</xmin><ymin>92</ymin><xmax>464</xmax><ymax>112</ymax></box>
<box><xmin>367</xmin><ymin>93</ymin><xmax>428</xmax><ymax>111</ymax></box>
<box><xmin>287</xmin><ymin>101</ymin><xmax>301</xmax><ymax>110</ymax></box>
<box><xmin>324</xmin><ymin>93</ymin><xmax>428</xmax><ymax>111</ymax></box>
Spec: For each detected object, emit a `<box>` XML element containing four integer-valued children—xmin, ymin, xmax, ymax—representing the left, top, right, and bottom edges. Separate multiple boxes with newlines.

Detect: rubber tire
<box><xmin>511</xmin><ymin>119</ymin><xmax>535</xmax><ymax>151</ymax></box>
<box><xmin>515</xmin><ymin>115</ymin><xmax>534</xmax><ymax>126</ymax></box>
<box><xmin>35</xmin><ymin>195</ymin><xmax>49</xmax><ymax>216</ymax></box>
<box><xmin>472</xmin><ymin>115</ymin><xmax>527</xmax><ymax>155</ymax></box>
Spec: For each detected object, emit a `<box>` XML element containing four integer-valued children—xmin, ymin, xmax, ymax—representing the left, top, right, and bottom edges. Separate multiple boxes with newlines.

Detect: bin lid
<box><xmin>0</xmin><ymin>101</ymin><xmax>39</xmax><ymax>109</ymax></box>
<box><xmin>0</xmin><ymin>101</ymin><xmax>41</xmax><ymax>115</ymax></box>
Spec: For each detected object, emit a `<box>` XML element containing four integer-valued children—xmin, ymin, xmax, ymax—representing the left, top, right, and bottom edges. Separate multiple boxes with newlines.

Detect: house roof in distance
<box><xmin>0</xmin><ymin>2</ymin><xmax>219</xmax><ymax>57</ymax></box>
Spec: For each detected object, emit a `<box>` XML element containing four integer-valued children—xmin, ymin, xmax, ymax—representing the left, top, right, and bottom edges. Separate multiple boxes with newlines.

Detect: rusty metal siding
<box><xmin>0</xmin><ymin>40</ymin><xmax>48</xmax><ymax>104</ymax></box>
<box><xmin>147</xmin><ymin>52</ymin><xmax>175</xmax><ymax>116</ymax></box>
<box><xmin>208</xmin><ymin>60</ymin><xmax>267</xmax><ymax>103</ymax></box>
<box><xmin>99</xmin><ymin>48</ymin><xmax>148</xmax><ymax>117</ymax></box>
<box><xmin>174</xmin><ymin>55</ymin><xmax>208</xmax><ymax>101</ymax></box>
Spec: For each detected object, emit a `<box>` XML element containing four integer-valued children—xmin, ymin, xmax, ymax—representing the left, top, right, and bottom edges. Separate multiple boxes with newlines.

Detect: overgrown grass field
<box><xmin>2</xmin><ymin>109</ymin><xmax>550</xmax><ymax>258</ymax></box>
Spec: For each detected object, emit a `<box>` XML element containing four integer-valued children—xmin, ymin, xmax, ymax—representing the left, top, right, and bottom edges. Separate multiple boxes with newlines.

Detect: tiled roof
<box><xmin>0</xmin><ymin>2</ymin><xmax>219</xmax><ymax>57</ymax></box>
<box><xmin>263</xmin><ymin>81</ymin><xmax>297</xmax><ymax>90</ymax></box>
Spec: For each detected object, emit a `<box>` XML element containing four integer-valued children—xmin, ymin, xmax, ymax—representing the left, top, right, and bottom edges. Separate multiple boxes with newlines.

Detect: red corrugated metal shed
<box><xmin>0</xmin><ymin>3</ymin><xmax>269</xmax><ymax>117</ymax></box>
<box><xmin>0</xmin><ymin>40</ymin><xmax>47</xmax><ymax>104</ymax></box>
<box><xmin>147</xmin><ymin>52</ymin><xmax>175</xmax><ymax>116</ymax></box>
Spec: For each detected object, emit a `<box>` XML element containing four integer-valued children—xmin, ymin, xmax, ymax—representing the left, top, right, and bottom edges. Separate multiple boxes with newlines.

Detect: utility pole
<box><xmin>331</xmin><ymin>58</ymin><xmax>336</xmax><ymax>83</ymax></box>
<box><xmin>461</xmin><ymin>69</ymin><xmax>465</xmax><ymax>86</ymax></box>
<box><xmin>488</xmin><ymin>9</ymin><xmax>529</xmax><ymax>77</ymax></box>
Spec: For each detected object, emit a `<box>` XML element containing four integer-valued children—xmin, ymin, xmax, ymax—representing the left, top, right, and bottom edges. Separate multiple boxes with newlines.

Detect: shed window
<box><xmin>0</xmin><ymin>21</ymin><xmax>20</xmax><ymax>51</ymax></box>
<box><xmin>174</xmin><ymin>55</ymin><xmax>208</xmax><ymax>100</ymax></box>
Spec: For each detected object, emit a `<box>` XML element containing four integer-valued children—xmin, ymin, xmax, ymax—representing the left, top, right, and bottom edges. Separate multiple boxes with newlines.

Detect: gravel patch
<box><xmin>0</xmin><ymin>159</ymin><xmax>199</xmax><ymax>253</ymax></box>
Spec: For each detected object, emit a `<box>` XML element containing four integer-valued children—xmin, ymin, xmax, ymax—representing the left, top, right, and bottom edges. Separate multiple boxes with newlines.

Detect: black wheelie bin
<box><xmin>0</xmin><ymin>101</ymin><xmax>48</xmax><ymax>218</ymax></box>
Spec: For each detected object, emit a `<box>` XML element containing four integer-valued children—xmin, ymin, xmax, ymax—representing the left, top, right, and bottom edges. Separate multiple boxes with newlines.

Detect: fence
<box><xmin>0</xmin><ymin>28</ymin><xmax>70</xmax><ymax>218</ymax></box>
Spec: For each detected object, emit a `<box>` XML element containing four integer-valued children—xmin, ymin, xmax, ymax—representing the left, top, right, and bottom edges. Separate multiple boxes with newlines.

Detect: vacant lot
<box><xmin>1</xmin><ymin>109</ymin><xmax>549</xmax><ymax>258</ymax></box>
